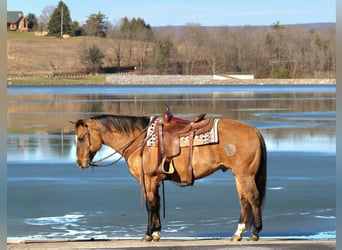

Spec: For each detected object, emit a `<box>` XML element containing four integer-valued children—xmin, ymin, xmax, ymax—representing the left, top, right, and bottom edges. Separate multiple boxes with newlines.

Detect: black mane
<box><xmin>91</xmin><ymin>114</ymin><xmax>151</xmax><ymax>133</ymax></box>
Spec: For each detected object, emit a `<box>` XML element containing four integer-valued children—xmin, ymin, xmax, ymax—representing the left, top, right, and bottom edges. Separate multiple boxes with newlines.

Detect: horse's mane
<box><xmin>91</xmin><ymin>114</ymin><xmax>150</xmax><ymax>133</ymax></box>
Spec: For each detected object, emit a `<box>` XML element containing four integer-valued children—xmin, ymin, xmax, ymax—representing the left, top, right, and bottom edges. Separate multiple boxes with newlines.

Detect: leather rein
<box><xmin>88</xmin><ymin>117</ymin><xmax>156</xmax><ymax>167</ymax></box>
<box><xmin>85</xmin><ymin>116</ymin><xmax>167</xmax><ymax>218</ymax></box>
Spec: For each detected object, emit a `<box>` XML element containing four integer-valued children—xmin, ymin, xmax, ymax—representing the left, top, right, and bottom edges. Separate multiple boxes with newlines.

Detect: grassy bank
<box><xmin>8</xmin><ymin>75</ymin><xmax>106</xmax><ymax>85</ymax></box>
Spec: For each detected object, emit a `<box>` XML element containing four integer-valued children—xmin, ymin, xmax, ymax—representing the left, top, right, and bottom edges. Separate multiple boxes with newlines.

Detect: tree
<box><xmin>71</xmin><ymin>21</ymin><xmax>84</xmax><ymax>36</ymax></box>
<box><xmin>154</xmin><ymin>38</ymin><xmax>173</xmax><ymax>73</ymax></box>
<box><xmin>80</xmin><ymin>45</ymin><xmax>105</xmax><ymax>74</ymax></box>
<box><xmin>39</xmin><ymin>5</ymin><xmax>55</xmax><ymax>23</ymax></box>
<box><xmin>202</xmin><ymin>27</ymin><xmax>227</xmax><ymax>74</ymax></box>
<box><xmin>265</xmin><ymin>21</ymin><xmax>292</xmax><ymax>78</ymax></box>
<box><xmin>119</xmin><ymin>17</ymin><xmax>153</xmax><ymax>41</ymax></box>
<box><xmin>26</xmin><ymin>13</ymin><xmax>38</xmax><ymax>30</ymax></box>
<box><xmin>112</xmin><ymin>17</ymin><xmax>154</xmax><ymax>69</ymax></box>
<box><xmin>38</xmin><ymin>5</ymin><xmax>55</xmax><ymax>31</ymax></box>
<box><xmin>83</xmin><ymin>12</ymin><xmax>108</xmax><ymax>37</ymax></box>
<box><xmin>47</xmin><ymin>1</ymin><xmax>72</xmax><ymax>36</ymax></box>
<box><xmin>179</xmin><ymin>24</ymin><xmax>207</xmax><ymax>74</ymax></box>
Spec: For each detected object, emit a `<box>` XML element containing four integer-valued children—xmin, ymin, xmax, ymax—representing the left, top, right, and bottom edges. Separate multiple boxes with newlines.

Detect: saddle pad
<box><xmin>146</xmin><ymin>118</ymin><xmax>219</xmax><ymax>147</ymax></box>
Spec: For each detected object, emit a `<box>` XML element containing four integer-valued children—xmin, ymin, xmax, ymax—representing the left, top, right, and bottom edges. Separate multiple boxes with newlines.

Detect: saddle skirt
<box><xmin>147</xmin><ymin>117</ymin><xmax>220</xmax><ymax>148</ymax></box>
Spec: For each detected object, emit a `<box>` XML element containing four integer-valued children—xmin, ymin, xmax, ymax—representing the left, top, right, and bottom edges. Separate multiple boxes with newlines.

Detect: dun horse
<box><xmin>72</xmin><ymin>108</ymin><xmax>267</xmax><ymax>242</ymax></box>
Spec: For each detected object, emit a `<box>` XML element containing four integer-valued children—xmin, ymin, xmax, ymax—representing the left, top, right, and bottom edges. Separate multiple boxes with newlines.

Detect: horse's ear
<box><xmin>70</xmin><ymin>119</ymin><xmax>87</xmax><ymax>127</ymax></box>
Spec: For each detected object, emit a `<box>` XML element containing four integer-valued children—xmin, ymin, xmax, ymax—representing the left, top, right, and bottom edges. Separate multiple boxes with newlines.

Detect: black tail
<box><xmin>245</xmin><ymin>129</ymin><xmax>267</xmax><ymax>230</ymax></box>
<box><xmin>256</xmin><ymin>130</ymin><xmax>267</xmax><ymax>208</ymax></box>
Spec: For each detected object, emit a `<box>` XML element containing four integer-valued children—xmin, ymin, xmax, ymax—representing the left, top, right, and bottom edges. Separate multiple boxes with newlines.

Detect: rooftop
<box><xmin>7</xmin><ymin>11</ymin><xmax>24</xmax><ymax>23</ymax></box>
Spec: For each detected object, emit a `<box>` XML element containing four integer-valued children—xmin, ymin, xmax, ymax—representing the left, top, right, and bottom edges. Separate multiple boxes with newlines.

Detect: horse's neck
<box><xmin>101</xmin><ymin>128</ymin><xmax>141</xmax><ymax>154</ymax></box>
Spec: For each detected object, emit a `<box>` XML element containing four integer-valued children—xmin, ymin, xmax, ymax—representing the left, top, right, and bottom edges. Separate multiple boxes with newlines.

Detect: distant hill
<box><xmin>284</xmin><ymin>22</ymin><xmax>335</xmax><ymax>30</ymax></box>
<box><xmin>153</xmin><ymin>22</ymin><xmax>336</xmax><ymax>35</ymax></box>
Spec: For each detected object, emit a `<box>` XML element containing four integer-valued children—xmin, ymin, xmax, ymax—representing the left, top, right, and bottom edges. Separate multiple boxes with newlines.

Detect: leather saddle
<box><xmin>156</xmin><ymin>104</ymin><xmax>214</xmax><ymax>185</ymax></box>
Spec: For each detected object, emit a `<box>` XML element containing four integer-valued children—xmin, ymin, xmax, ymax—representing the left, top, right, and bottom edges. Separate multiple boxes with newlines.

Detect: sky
<box><xmin>7</xmin><ymin>0</ymin><xmax>336</xmax><ymax>26</ymax></box>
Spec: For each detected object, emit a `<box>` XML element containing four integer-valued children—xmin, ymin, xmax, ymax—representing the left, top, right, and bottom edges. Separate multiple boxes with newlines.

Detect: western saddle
<box><xmin>156</xmin><ymin>105</ymin><xmax>214</xmax><ymax>185</ymax></box>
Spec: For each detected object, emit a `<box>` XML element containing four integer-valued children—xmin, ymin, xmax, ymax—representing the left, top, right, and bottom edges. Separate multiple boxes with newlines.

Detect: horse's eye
<box><xmin>78</xmin><ymin>137</ymin><xmax>85</xmax><ymax>143</ymax></box>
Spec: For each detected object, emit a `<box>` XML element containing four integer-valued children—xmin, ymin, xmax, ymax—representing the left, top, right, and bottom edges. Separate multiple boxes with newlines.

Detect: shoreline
<box><xmin>105</xmin><ymin>75</ymin><xmax>336</xmax><ymax>85</ymax></box>
<box><xmin>7</xmin><ymin>238</ymin><xmax>336</xmax><ymax>249</ymax></box>
<box><xmin>8</xmin><ymin>74</ymin><xmax>336</xmax><ymax>85</ymax></box>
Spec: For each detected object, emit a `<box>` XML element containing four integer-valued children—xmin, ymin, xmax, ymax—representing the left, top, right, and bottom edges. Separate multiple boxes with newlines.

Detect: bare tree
<box><xmin>38</xmin><ymin>5</ymin><xmax>55</xmax><ymax>31</ymax></box>
<box><xmin>178</xmin><ymin>24</ymin><xmax>207</xmax><ymax>74</ymax></box>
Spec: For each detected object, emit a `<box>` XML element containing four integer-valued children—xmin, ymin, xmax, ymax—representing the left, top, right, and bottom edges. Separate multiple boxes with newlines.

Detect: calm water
<box><xmin>7</xmin><ymin>84</ymin><xmax>336</xmax><ymax>240</ymax></box>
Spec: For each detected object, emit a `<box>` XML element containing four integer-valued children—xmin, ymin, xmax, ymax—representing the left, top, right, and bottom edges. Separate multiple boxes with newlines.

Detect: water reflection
<box><xmin>7</xmin><ymin>85</ymin><xmax>336</xmax><ymax>162</ymax></box>
<box><xmin>8</xmin><ymin>86</ymin><xmax>335</xmax><ymax>132</ymax></box>
<box><xmin>7</xmin><ymin>131</ymin><xmax>336</xmax><ymax>164</ymax></box>
<box><xmin>8</xmin><ymin>134</ymin><xmax>72</xmax><ymax>162</ymax></box>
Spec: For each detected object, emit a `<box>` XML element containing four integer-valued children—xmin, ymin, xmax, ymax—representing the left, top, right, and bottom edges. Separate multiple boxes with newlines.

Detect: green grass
<box><xmin>7</xmin><ymin>31</ymin><xmax>56</xmax><ymax>41</ymax></box>
<box><xmin>8</xmin><ymin>75</ymin><xmax>107</xmax><ymax>85</ymax></box>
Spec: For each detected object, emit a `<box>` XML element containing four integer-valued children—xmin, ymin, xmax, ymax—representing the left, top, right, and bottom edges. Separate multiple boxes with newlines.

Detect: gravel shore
<box><xmin>105</xmin><ymin>74</ymin><xmax>336</xmax><ymax>85</ymax></box>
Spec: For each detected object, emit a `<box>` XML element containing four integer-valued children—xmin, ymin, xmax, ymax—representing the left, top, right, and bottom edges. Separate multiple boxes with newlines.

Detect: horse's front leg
<box><xmin>141</xmin><ymin>178</ymin><xmax>161</xmax><ymax>242</ymax></box>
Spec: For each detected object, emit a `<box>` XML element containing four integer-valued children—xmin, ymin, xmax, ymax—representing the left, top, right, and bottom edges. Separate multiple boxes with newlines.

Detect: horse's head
<box><xmin>72</xmin><ymin>119</ymin><xmax>102</xmax><ymax>169</ymax></box>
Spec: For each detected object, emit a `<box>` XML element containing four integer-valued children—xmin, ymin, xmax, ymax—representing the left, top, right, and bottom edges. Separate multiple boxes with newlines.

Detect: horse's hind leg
<box><xmin>231</xmin><ymin>176</ymin><xmax>262</xmax><ymax>241</ymax></box>
<box><xmin>231</xmin><ymin>177</ymin><xmax>248</xmax><ymax>241</ymax></box>
<box><xmin>247</xmin><ymin>190</ymin><xmax>262</xmax><ymax>241</ymax></box>
<box><xmin>245</xmin><ymin>177</ymin><xmax>263</xmax><ymax>241</ymax></box>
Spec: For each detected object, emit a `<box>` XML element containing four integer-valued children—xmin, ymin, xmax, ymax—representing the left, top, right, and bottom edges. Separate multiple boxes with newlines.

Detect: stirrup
<box><xmin>159</xmin><ymin>157</ymin><xmax>175</xmax><ymax>174</ymax></box>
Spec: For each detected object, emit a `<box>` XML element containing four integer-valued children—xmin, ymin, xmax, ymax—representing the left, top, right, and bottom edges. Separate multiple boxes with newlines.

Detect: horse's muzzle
<box><xmin>77</xmin><ymin>159</ymin><xmax>90</xmax><ymax>169</ymax></box>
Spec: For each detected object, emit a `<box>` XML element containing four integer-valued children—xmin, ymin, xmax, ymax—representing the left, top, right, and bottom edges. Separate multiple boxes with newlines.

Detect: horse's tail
<box><xmin>245</xmin><ymin>129</ymin><xmax>267</xmax><ymax>230</ymax></box>
<box><xmin>256</xmin><ymin>129</ymin><xmax>267</xmax><ymax>208</ymax></box>
<box><xmin>246</xmin><ymin>129</ymin><xmax>267</xmax><ymax>229</ymax></box>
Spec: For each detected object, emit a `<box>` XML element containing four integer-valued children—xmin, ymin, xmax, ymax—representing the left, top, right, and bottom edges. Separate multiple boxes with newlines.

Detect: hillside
<box><xmin>7</xmin><ymin>22</ymin><xmax>336</xmax><ymax>78</ymax></box>
<box><xmin>7</xmin><ymin>33</ymin><xmax>120</xmax><ymax>77</ymax></box>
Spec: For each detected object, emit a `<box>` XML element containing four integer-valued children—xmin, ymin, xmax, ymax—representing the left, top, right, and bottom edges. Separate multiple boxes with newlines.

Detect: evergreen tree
<box><xmin>155</xmin><ymin>39</ymin><xmax>173</xmax><ymax>73</ymax></box>
<box><xmin>26</xmin><ymin>13</ymin><xmax>38</xmax><ymax>30</ymax></box>
<box><xmin>71</xmin><ymin>21</ymin><xmax>84</xmax><ymax>36</ymax></box>
<box><xmin>119</xmin><ymin>17</ymin><xmax>153</xmax><ymax>41</ymax></box>
<box><xmin>48</xmin><ymin>1</ymin><xmax>72</xmax><ymax>36</ymax></box>
<box><xmin>83</xmin><ymin>12</ymin><xmax>108</xmax><ymax>37</ymax></box>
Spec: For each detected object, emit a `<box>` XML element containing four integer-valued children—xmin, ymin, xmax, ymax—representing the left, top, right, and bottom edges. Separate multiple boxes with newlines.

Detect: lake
<box><xmin>7</xmin><ymin>84</ymin><xmax>336</xmax><ymax>241</ymax></box>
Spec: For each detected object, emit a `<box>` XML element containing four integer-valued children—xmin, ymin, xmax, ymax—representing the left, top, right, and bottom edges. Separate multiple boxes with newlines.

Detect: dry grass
<box><xmin>8</xmin><ymin>33</ymin><xmax>89</xmax><ymax>76</ymax></box>
<box><xmin>7</xmin><ymin>32</ymin><xmax>145</xmax><ymax>78</ymax></box>
<box><xmin>8</xmin><ymin>75</ymin><xmax>106</xmax><ymax>85</ymax></box>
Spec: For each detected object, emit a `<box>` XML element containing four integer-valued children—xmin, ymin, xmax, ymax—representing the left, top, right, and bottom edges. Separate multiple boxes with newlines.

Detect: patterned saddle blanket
<box><xmin>146</xmin><ymin>118</ymin><xmax>219</xmax><ymax>148</ymax></box>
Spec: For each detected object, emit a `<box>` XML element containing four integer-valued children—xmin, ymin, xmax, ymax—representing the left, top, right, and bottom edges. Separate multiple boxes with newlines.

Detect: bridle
<box><xmin>80</xmin><ymin>118</ymin><xmax>156</xmax><ymax>167</ymax></box>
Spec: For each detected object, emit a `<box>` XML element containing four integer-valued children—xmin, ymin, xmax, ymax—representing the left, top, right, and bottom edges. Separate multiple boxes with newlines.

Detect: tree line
<box><xmin>24</xmin><ymin>1</ymin><xmax>335</xmax><ymax>78</ymax></box>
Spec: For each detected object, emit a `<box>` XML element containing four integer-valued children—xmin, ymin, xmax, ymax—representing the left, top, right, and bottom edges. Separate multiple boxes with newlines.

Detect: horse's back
<box><xmin>177</xmin><ymin>118</ymin><xmax>264</xmax><ymax>180</ymax></box>
<box><xmin>218</xmin><ymin>118</ymin><xmax>262</xmax><ymax>144</ymax></box>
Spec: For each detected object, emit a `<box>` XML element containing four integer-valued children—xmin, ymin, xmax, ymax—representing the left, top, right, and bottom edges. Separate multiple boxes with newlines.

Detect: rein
<box><xmin>89</xmin><ymin>117</ymin><xmax>155</xmax><ymax>167</ymax></box>
<box><xmin>84</xmin><ymin>116</ymin><xmax>167</xmax><ymax>218</ymax></box>
<box><xmin>90</xmin><ymin>152</ymin><xmax>124</xmax><ymax>167</ymax></box>
<box><xmin>89</xmin><ymin>137</ymin><xmax>129</xmax><ymax>167</ymax></box>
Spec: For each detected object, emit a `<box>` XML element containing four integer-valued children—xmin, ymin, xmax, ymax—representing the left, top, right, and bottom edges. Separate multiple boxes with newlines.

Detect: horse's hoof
<box><xmin>141</xmin><ymin>234</ymin><xmax>153</xmax><ymax>242</ymax></box>
<box><xmin>247</xmin><ymin>233</ymin><xmax>259</xmax><ymax>241</ymax></box>
<box><xmin>152</xmin><ymin>231</ymin><xmax>161</xmax><ymax>241</ymax></box>
<box><xmin>230</xmin><ymin>235</ymin><xmax>242</xmax><ymax>241</ymax></box>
